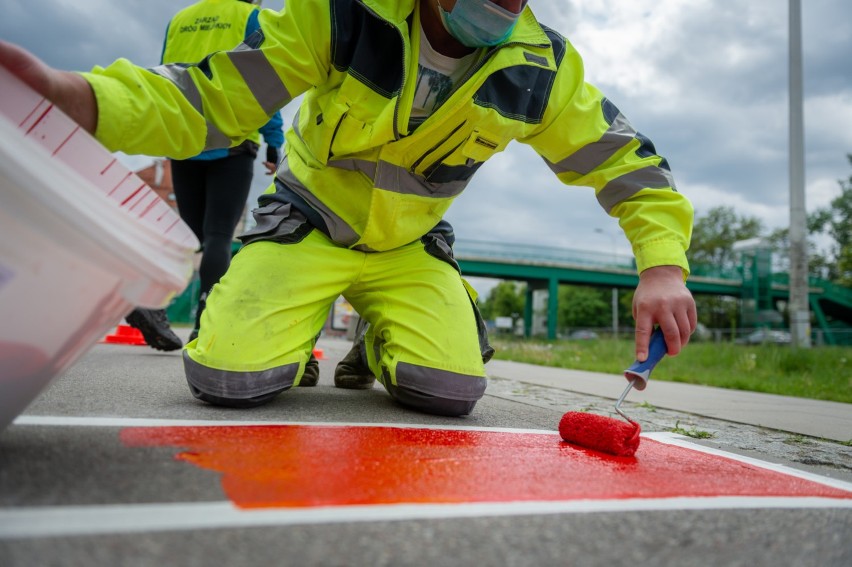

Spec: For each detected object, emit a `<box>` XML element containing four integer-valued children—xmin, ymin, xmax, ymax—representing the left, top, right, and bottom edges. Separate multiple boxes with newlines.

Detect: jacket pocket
<box><xmin>297</xmin><ymin>92</ymin><xmax>349</xmax><ymax>167</ymax></box>
<box><xmin>416</xmin><ymin>128</ymin><xmax>509</xmax><ymax>188</ymax></box>
<box><xmin>238</xmin><ymin>202</ymin><xmax>313</xmax><ymax>246</ymax></box>
<box><xmin>460</xmin><ymin>129</ymin><xmax>508</xmax><ymax>162</ymax></box>
<box><xmin>329</xmin><ymin>113</ymin><xmax>374</xmax><ymax>158</ymax></box>
<box><xmin>410</xmin><ymin>122</ymin><xmax>469</xmax><ymax>179</ymax></box>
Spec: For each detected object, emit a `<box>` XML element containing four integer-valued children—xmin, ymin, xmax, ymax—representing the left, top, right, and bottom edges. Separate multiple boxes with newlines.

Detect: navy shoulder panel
<box><xmin>330</xmin><ymin>0</ymin><xmax>405</xmax><ymax>98</ymax></box>
<box><xmin>473</xmin><ymin>25</ymin><xmax>567</xmax><ymax>124</ymax></box>
<box><xmin>602</xmin><ymin>97</ymin><xmax>672</xmax><ymax>172</ymax></box>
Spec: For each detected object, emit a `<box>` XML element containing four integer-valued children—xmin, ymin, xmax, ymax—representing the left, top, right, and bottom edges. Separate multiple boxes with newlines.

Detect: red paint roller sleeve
<box><xmin>558</xmin><ymin>412</ymin><xmax>641</xmax><ymax>457</ymax></box>
<box><xmin>558</xmin><ymin>329</ymin><xmax>667</xmax><ymax>458</ymax></box>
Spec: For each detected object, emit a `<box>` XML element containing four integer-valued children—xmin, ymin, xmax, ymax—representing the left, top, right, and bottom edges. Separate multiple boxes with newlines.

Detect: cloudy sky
<box><xmin>2</xmin><ymin>0</ymin><xmax>850</xmax><ymax>272</ymax></box>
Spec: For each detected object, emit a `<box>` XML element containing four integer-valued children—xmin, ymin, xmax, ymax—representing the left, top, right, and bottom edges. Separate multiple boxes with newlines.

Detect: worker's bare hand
<box><xmin>633</xmin><ymin>265</ymin><xmax>697</xmax><ymax>361</ymax></box>
<box><xmin>262</xmin><ymin>161</ymin><xmax>277</xmax><ymax>175</ymax></box>
<box><xmin>0</xmin><ymin>40</ymin><xmax>97</xmax><ymax>133</ymax></box>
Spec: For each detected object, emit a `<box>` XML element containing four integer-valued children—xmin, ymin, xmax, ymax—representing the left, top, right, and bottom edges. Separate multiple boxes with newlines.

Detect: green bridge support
<box><xmin>454</xmin><ymin>242</ymin><xmax>850</xmax><ymax>341</ymax></box>
<box><xmin>548</xmin><ymin>277</ymin><xmax>559</xmax><ymax>340</ymax></box>
<box><xmin>163</xmin><ymin>239</ymin><xmax>850</xmax><ymax>342</ymax></box>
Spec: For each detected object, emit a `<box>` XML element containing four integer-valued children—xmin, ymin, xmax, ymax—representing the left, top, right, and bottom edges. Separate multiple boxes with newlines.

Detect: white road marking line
<box><xmin>5</xmin><ymin>416</ymin><xmax>850</xmax><ymax>539</ymax></box>
<box><xmin>12</xmin><ymin>414</ymin><xmax>556</xmax><ymax>435</ymax></box>
<box><xmin>646</xmin><ymin>432</ymin><xmax>852</xmax><ymax>493</ymax></box>
<box><xmin>1</xmin><ymin>497</ymin><xmax>851</xmax><ymax>540</ymax></box>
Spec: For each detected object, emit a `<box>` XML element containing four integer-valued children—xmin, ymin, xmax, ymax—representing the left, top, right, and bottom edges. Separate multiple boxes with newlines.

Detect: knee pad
<box><xmin>187</xmin><ymin>383</ymin><xmax>287</xmax><ymax>408</ymax></box>
<box><xmin>386</xmin><ymin>362</ymin><xmax>487</xmax><ymax>417</ymax></box>
<box><xmin>386</xmin><ymin>386</ymin><xmax>479</xmax><ymax>417</ymax></box>
<box><xmin>182</xmin><ymin>351</ymin><xmax>298</xmax><ymax>408</ymax></box>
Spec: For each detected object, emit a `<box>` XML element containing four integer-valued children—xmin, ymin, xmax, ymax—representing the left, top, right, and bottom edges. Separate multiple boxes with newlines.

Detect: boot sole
<box><xmin>334</xmin><ymin>378</ymin><xmax>376</xmax><ymax>390</ymax></box>
<box><xmin>125</xmin><ymin>311</ymin><xmax>183</xmax><ymax>352</ymax></box>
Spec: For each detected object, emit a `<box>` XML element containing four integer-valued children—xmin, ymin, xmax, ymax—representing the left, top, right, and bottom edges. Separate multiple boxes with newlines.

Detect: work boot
<box><xmin>299</xmin><ymin>353</ymin><xmax>319</xmax><ymax>387</ymax></box>
<box><xmin>334</xmin><ymin>340</ymin><xmax>375</xmax><ymax>389</ymax></box>
<box><xmin>125</xmin><ymin>308</ymin><xmax>183</xmax><ymax>352</ymax></box>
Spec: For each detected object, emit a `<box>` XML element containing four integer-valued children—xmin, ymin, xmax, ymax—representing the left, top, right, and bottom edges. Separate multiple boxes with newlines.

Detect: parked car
<box><xmin>692</xmin><ymin>322</ymin><xmax>712</xmax><ymax>341</ymax></box>
<box><xmin>568</xmin><ymin>330</ymin><xmax>599</xmax><ymax>340</ymax></box>
<box><xmin>735</xmin><ymin>329</ymin><xmax>792</xmax><ymax>345</ymax></box>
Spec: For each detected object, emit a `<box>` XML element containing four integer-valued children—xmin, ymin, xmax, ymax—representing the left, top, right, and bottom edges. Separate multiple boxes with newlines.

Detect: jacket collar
<box><xmin>361</xmin><ymin>0</ymin><xmax>550</xmax><ymax>46</ymax></box>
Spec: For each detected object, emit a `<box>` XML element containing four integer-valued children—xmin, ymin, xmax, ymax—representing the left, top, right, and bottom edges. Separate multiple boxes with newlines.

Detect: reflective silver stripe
<box><xmin>330</xmin><ymin>158</ymin><xmax>470</xmax><ymax>198</ymax></box>
<box><xmin>227</xmin><ymin>45</ymin><xmax>292</xmax><ymax>115</ymax></box>
<box><xmin>149</xmin><ymin>64</ymin><xmax>203</xmax><ymax>115</ymax></box>
<box><xmin>149</xmin><ymin>64</ymin><xmax>233</xmax><ymax>151</ymax></box>
<box><xmin>546</xmin><ymin>112</ymin><xmax>635</xmax><ymax>176</ymax></box>
<box><xmin>394</xmin><ymin>361</ymin><xmax>487</xmax><ymax>401</ymax></box>
<box><xmin>291</xmin><ymin>109</ymin><xmax>302</xmax><ymax>139</ymax></box>
<box><xmin>277</xmin><ymin>161</ymin><xmax>361</xmax><ymax>246</ymax></box>
<box><xmin>328</xmin><ymin>157</ymin><xmax>377</xmax><ymax>178</ymax></box>
<box><xmin>183</xmin><ymin>351</ymin><xmax>297</xmax><ymax>399</ymax></box>
<box><xmin>289</xmin><ymin>110</ymin><xmax>470</xmax><ymax>200</ymax></box>
<box><xmin>204</xmin><ymin>120</ymin><xmax>232</xmax><ymax>151</ymax></box>
<box><xmin>596</xmin><ymin>165</ymin><xmax>678</xmax><ymax>213</ymax></box>
<box><xmin>374</xmin><ymin>160</ymin><xmax>469</xmax><ymax>198</ymax></box>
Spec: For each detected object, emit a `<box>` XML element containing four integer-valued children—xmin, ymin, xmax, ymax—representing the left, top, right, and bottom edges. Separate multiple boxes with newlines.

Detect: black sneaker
<box><xmin>125</xmin><ymin>308</ymin><xmax>183</xmax><ymax>352</ymax></box>
<box><xmin>298</xmin><ymin>353</ymin><xmax>319</xmax><ymax>387</ymax></box>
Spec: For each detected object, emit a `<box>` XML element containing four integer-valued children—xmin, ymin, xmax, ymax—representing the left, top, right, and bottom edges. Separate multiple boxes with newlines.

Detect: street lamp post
<box><xmin>788</xmin><ymin>0</ymin><xmax>810</xmax><ymax>348</ymax></box>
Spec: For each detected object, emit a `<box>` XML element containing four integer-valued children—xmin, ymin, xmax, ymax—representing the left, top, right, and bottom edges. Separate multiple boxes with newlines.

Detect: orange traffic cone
<box><xmin>312</xmin><ymin>347</ymin><xmax>324</xmax><ymax>360</ymax></box>
<box><xmin>102</xmin><ymin>324</ymin><xmax>147</xmax><ymax>346</ymax></box>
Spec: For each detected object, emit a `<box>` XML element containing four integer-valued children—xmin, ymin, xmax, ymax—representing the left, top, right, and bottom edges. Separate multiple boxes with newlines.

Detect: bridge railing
<box><xmin>688</xmin><ymin>263</ymin><xmax>742</xmax><ymax>281</ymax></box>
<box><xmin>453</xmin><ymin>239</ymin><xmax>635</xmax><ymax>270</ymax></box>
<box><xmin>771</xmin><ymin>273</ymin><xmax>852</xmax><ymax>305</ymax></box>
<box><xmin>454</xmin><ymin>239</ymin><xmax>742</xmax><ymax>281</ymax></box>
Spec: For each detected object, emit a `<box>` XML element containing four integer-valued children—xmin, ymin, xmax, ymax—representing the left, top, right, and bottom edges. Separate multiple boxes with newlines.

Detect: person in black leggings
<box><xmin>125</xmin><ymin>0</ymin><xmax>283</xmax><ymax>353</ymax></box>
<box><xmin>172</xmin><ymin>142</ymin><xmax>262</xmax><ymax>343</ymax></box>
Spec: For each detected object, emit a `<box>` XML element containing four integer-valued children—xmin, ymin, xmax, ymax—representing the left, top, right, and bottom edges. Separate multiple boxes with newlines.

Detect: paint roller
<box><xmin>559</xmin><ymin>328</ymin><xmax>667</xmax><ymax>457</ymax></box>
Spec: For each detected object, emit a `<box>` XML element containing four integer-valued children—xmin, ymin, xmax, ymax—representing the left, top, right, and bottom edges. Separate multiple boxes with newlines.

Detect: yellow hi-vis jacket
<box><xmin>84</xmin><ymin>0</ymin><xmax>693</xmax><ymax>274</ymax></box>
<box><xmin>159</xmin><ymin>0</ymin><xmax>283</xmax><ymax>159</ymax></box>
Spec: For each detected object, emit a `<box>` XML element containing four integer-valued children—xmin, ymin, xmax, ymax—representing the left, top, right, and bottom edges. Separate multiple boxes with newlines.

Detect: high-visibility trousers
<box><xmin>182</xmin><ymin>226</ymin><xmax>488</xmax><ymax>416</ymax></box>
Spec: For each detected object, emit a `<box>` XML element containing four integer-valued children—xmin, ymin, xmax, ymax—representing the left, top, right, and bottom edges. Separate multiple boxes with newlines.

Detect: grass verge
<box><xmin>489</xmin><ymin>338</ymin><xmax>852</xmax><ymax>404</ymax></box>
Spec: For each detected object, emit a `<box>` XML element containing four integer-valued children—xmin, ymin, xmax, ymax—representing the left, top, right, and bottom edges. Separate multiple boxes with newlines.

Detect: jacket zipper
<box><xmin>433</xmin><ymin>39</ymin><xmax>547</xmax><ymax>115</ymax></box>
<box><xmin>356</xmin><ymin>2</ymin><xmax>550</xmax><ymax>140</ymax></box>
<box><xmin>354</xmin><ymin>0</ymin><xmax>407</xmax><ymax>141</ymax></box>
<box><xmin>328</xmin><ymin>106</ymin><xmax>350</xmax><ymax>159</ymax></box>
<box><xmin>410</xmin><ymin>121</ymin><xmax>466</xmax><ymax>172</ymax></box>
<box><xmin>424</xmin><ymin>138</ymin><xmax>467</xmax><ymax>179</ymax></box>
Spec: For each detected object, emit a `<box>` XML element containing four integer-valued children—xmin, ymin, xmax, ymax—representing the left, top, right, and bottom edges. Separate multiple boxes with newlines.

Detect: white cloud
<box><xmin>2</xmin><ymin>0</ymin><xmax>850</xmax><ymax>286</ymax></box>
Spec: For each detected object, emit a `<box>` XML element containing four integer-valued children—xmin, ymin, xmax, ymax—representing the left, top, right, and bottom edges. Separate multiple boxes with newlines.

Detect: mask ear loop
<box><xmin>481</xmin><ymin>2</ymin><xmax>517</xmax><ymax>21</ymax></box>
<box><xmin>485</xmin><ymin>0</ymin><xmax>529</xmax><ymax>15</ymax></box>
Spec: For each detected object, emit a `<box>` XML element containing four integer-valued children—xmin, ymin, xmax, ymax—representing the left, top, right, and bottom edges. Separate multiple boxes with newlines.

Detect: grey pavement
<box><xmin>483</xmin><ymin>356</ymin><xmax>852</xmax><ymax>487</ymax></box>
<box><xmin>485</xmin><ymin>359</ymin><xmax>852</xmax><ymax>443</ymax></box>
<box><xmin>0</xmin><ymin>331</ymin><xmax>850</xmax><ymax>566</ymax></box>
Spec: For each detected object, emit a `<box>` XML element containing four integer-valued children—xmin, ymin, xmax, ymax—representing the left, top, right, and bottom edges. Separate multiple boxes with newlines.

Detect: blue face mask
<box><xmin>437</xmin><ymin>0</ymin><xmax>526</xmax><ymax>48</ymax></box>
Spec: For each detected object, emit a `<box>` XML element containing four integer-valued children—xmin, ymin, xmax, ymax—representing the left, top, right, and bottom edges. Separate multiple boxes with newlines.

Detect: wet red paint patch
<box><xmin>120</xmin><ymin>425</ymin><xmax>852</xmax><ymax>509</ymax></box>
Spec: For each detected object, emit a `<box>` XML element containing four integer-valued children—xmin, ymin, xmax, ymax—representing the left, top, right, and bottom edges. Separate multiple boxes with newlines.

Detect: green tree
<box><xmin>557</xmin><ymin>285</ymin><xmax>611</xmax><ymax>329</ymax></box>
<box><xmin>687</xmin><ymin>206</ymin><xmax>764</xmax><ymax>271</ymax></box>
<box><xmin>479</xmin><ymin>281</ymin><xmax>525</xmax><ymax>322</ymax></box>
<box><xmin>812</xmin><ymin>155</ymin><xmax>852</xmax><ymax>286</ymax></box>
<box><xmin>767</xmin><ymin>154</ymin><xmax>852</xmax><ymax>286</ymax></box>
<box><xmin>688</xmin><ymin>206</ymin><xmax>764</xmax><ymax>329</ymax></box>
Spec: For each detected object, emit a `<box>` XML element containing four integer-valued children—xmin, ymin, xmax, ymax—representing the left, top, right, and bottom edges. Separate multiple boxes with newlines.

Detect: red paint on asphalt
<box><xmin>120</xmin><ymin>425</ymin><xmax>852</xmax><ymax>509</ymax></box>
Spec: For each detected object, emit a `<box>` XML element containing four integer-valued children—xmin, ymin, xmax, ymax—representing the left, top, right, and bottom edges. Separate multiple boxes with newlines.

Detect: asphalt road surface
<box><xmin>1</xmin><ymin>333</ymin><xmax>850</xmax><ymax>567</ymax></box>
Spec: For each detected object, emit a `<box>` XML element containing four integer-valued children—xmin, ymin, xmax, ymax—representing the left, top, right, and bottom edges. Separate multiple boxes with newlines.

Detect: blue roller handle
<box><xmin>623</xmin><ymin>328</ymin><xmax>668</xmax><ymax>391</ymax></box>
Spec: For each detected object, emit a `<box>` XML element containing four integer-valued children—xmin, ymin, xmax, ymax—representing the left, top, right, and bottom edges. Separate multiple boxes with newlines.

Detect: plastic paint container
<box><xmin>0</xmin><ymin>66</ymin><xmax>198</xmax><ymax>430</ymax></box>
